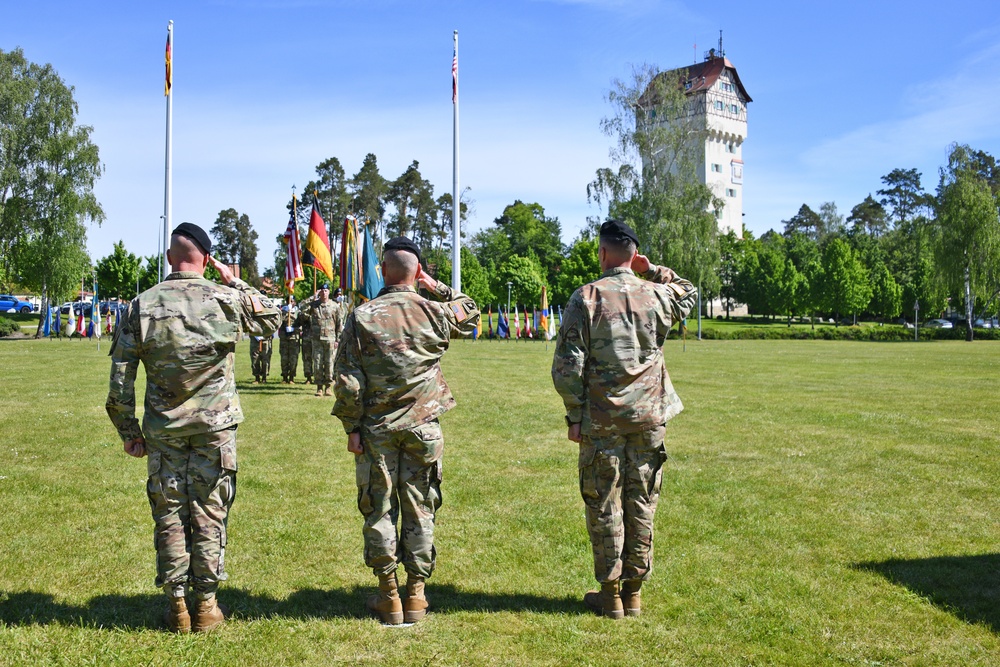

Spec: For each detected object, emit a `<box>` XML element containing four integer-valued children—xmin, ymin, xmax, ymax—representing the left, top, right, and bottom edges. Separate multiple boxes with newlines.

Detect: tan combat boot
<box><xmin>584</xmin><ymin>580</ymin><xmax>624</xmax><ymax>620</ymax></box>
<box><xmin>323</xmin><ymin>385</ymin><xmax>333</xmax><ymax>397</ymax></box>
<box><xmin>621</xmin><ymin>580</ymin><xmax>641</xmax><ymax>617</ymax></box>
<box><xmin>163</xmin><ymin>594</ymin><xmax>190</xmax><ymax>634</ymax></box>
<box><xmin>366</xmin><ymin>571</ymin><xmax>404</xmax><ymax>625</ymax></box>
<box><xmin>314</xmin><ymin>386</ymin><xmax>324</xmax><ymax>396</ymax></box>
<box><xmin>403</xmin><ymin>575</ymin><xmax>429</xmax><ymax>623</ymax></box>
<box><xmin>192</xmin><ymin>595</ymin><xmax>228</xmax><ymax>632</ymax></box>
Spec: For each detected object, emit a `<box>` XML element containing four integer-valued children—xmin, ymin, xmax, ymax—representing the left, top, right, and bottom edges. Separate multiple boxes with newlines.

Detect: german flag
<box><xmin>164</xmin><ymin>31</ymin><xmax>172</xmax><ymax>96</ymax></box>
<box><xmin>301</xmin><ymin>199</ymin><xmax>334</xmax><ymax>280</ymax></box>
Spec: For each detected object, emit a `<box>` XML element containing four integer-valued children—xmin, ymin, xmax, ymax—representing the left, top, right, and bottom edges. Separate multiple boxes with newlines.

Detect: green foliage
<box><xmin>211</xmin><ymin>208</ymin><xmax>260</xmax><ymax>287</ymax></box>
<box><xmin>350</xmin><ymin>153</ymin><xmax>388</xmax><ymax>224</ymax></box>
<box><xmin>496</xmin><ymin>254</ymin><xmax>545</xmax><ymax>307</ymax></box>
<box><xmin>878</xmin><ymin>167</ymin><xmax>932</xmax><ymax>227</ymax></box>
<box><xmin>818</xmin><ymin>237</ymin><xmax>872</xmax><ymax>321</ymax></box>
<box><xmin>433</xmin><ymin>247</ymin><xmax>493</xmax><ymax>307</ymax></box>
<box><xmin>95</xmin><ymin>241</ymin><xmax>141</xmax><ymax>300</ymax></box>
<box><xmin>552</xmin><ymin>234</ymin><xmax>600</xmax><ymax>305</ymax></box>
<box><xmin>868</xmin><ymin>260</ymin><xmax>902</xmax><ymax>320</ymax></box>
<box><xmin>0</xmin><ymin>48</ymin><xmax>102</xmax><ymax>305</ymax></box>
<box><xmin>0</xmin><ymin>316</ymin><xmax>19</xmax><ymax>337</ymax></box>
<box><xmin>782</xmin><ymin>204</ymin><xmax>823</xmax><ymax>240</ymax></box>
<box><xmin>847</xmin><ymin>194</ymin><xmax>889</xmax><ymax>238</ymax></box>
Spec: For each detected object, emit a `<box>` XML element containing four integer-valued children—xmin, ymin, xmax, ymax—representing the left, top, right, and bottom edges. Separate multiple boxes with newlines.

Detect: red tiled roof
<box><xmin>650</xmin><ymin>56</ymin><xmax>752</xmax><ymax>103</ymax></box>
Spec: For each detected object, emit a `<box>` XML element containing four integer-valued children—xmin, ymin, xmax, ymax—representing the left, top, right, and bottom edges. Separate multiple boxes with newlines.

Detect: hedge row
<box><xmin>0</xmin><ymin>317</ymin><xmax>21</xmax><ymax>337</ymax></box>
<box><xmin>697</xmin><ymin>325</ymin><xmax>1000</xmax><ymax>342</ymax></box>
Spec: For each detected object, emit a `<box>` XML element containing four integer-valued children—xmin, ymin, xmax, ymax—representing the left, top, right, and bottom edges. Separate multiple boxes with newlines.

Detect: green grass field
<box><xmin>0</xmin><ymin>336</ymin><xmax>997</xmax><ymax>666</ymax></box>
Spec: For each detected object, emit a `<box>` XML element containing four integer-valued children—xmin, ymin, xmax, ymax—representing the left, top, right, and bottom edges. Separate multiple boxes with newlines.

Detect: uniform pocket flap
<box><xmin>147</xmin><ymin>450</ymin><xmax>161</xmax><ymax>477</ymax></box>
<box><xmin>220</xmin><ymin>443</ymin><xmax>238</xmax><ymax>472</ymax></box>
<box><xmin>578</xmin><ymin>442</ymin><xmax>597</xmax><ymax>469</ymax></box>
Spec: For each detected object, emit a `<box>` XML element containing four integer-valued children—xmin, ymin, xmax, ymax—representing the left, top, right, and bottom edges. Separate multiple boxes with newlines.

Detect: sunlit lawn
<box><xmin>0</xmin><ymin>335</ymin><xmax>997</xmax><ymax>666</ymax></box>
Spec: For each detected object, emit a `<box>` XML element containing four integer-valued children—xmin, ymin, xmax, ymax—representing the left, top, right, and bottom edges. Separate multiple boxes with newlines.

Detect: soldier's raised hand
<box><xmin>415</xmin><ymin>264</ymin><xmax>438</xmax><ymax>292</ymax></box>
<box><xmin>208</xmin><ymin>256</ymin><xmax>237</xmax><ymax>285</ymax></box>
<box><xmin>631</xmin><ymin>254</ymin><xmax>651</xmax><ymax>275</ymax></box>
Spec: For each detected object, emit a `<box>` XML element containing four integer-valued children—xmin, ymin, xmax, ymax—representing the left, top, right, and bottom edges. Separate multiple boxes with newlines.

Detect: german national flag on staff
<box><xmin>301</xmin><ymin>198</ymin><xmax>334</xmax><ymax>280</ymax></box>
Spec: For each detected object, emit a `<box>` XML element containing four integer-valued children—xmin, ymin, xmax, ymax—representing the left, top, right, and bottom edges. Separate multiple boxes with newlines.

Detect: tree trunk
<box><xmin>965</xmin><ymin>264</ymin><xmax>974</xmax><ymax>342</ymax></box>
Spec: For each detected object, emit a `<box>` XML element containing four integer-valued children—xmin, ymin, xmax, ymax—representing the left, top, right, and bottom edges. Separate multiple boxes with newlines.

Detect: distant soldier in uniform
<box><xmin>551</xmin><ymin>219</ymin><xmax>696</xmax><ymax>620</ymax></box>
<box><xmin>301</xmin><ymin>283</ymin><xmax>344</xmax><ymax>397</ymax></box>
<box><xmin>277</xmin><ymin>304</ymin><xmax>301</xmax><ymax>383</ymax></box>
<box><xmin>297</xmin><ymin>294</ymin><xmax>315</xmax><ymax>385</ymax></box>
<box><xmin>333</xmin><ymin>236</ymin><xmax>479</xmax><ymax>625</ymax></box>
<box><xmin>106</xmin><ymin>222</ymin><xmax>279</xmax><ymax>633</ymax></box>
<box><xmin>249</xmin><ymin>333</ymin><xmax>272</xmax><ymax>383</ymax></box>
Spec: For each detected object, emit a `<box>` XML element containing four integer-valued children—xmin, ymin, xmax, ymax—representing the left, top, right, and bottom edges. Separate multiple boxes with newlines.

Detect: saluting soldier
<box><xmin>106</xmin><ymin>222</ymin><xmax>279</xmax><ymax>633</ymax></box>
<box><xmin>551</xmin><ymin>219</ymin><xmax>696</xmax><ymax>620</ymax></box>
<box><xmin>333</xmin><ymin>236</ymin><xmax>480</xmax><ymax>625</ymax></box>
<box><xmin>301</xmin><ymin>283</ymin><xmax>344</xmax><ymax>397</ymax></box>
<box><xmin>277</xmin><ymin>303</ymin><xmax>301</xmax><ymax>383</ymax></box>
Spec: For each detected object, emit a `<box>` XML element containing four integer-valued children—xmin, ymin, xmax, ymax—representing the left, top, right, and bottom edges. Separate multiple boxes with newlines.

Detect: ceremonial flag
<box><xmin>525</xmin><ymin>308</ymin><xmax>533</xmax><ymax>339</ymax></box>
<box><xmin>164</xmin><ymin>30</ymin><xmax>172</xmax><ymax>96</ymax></box>
<box><xmin>513</xmin><ymin>305</ymin><xmax>521</xmax><ymax>339</ymax></box>
<box><xmin>548</xmin><ymin>303</ymin><xmax>556</xmax><ymax>339</ymax></box>
<box><xmin>42</xmin><ymin>304</ymin><xmax>52</xmax><ymax>337</ymax></box>
<box><xmin>452</xmin><ymin>41</ymin><xmax>458</xmax><ymax>104</ymax></box>
<box><xmin>487</xmin><ymin>305</ymin><xmax>494</xmax><ymax>339</ymax></box>
<box><xmin>497</xmin><ymin>307</ymin><xmax>509</xmax><ymax>339</ymax></box>
<box><xmin>340</xmin><ymin>216</ymin><xmax>362</xmax><ymax>294</ymax></box>
<box><xmin>67</xmin><ymin>302</ymin><xmax>76</xmax><ymax>333</ymax></box>
<box><xmin>302</xmin><ymin>199</ymin><xmax>334</xmax><ymax>280</ymax></box>
<box><xmin>114</xmin><ymin>303</ymin><xmax>121</xmax><ymax>331</ymax></box>
<box><xmin>89</xmin><ymin>278</ymin><xmax>99</xmax><ymax>338</ymax></box>
<box><xmin>540</xmin><ymin>286</ymin><xmax>551</xmax><ymax>341</ymax></box>
<box><xmin>360</xmin><ymin>221</ymin><xmax>384</xmax><ymax>301</ymax></box>
<box><xmin>54</xmin><ymin>307</ymin><xmax>61</xmax><ymax>337</ymax></box>
<box><xmin>283</xmin><ymin>195</ymin><xmax>304</xmax><ymax>293</ymax></box>
<box><xmin>76</xmin><ymin>304</ymin><xmax>87</xmax><ymax>336</ymax></box>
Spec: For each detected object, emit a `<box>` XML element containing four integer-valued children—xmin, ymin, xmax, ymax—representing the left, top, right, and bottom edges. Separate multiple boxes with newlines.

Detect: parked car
<box><xmin>60</xmin><ymin>302</ymin><xmax>94</xmax><ymax>318</ymax></box>
<box><xmin>924</xmin><ymin>319</ymin><xmax>953</xmax><ymax>329</ymax></box>
<box><xmin>99</xmin><ymin>300</ymin><xmax>128</xmax><ymax>316</ymax></box>
<box><xmin>0</xmin><ymin>294</ymin><xmax>35</xmax><ymax>313</ymax></box>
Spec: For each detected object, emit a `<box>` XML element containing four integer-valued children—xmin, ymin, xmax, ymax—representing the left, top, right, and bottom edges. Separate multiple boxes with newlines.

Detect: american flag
<box><xmin>452</xmin><ymin>48</ymin><xmax>458</xmax><ymax>104</ymax></box>
<box><xmin>284</xmin><ymin>197</ymin><xmax>304</xmax><ymax>293</ymax></box>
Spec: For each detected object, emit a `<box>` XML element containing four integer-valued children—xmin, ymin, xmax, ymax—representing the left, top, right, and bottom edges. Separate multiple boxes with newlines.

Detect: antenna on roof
<box><xmin>693</xmin><ymin>42</ymin><xmax>697</xmax><ymax>64</ymax></box>
<box><xmin>719</xmin><ymin>30</ymin><xmax>725</xmax><ymax>58</ymax></box>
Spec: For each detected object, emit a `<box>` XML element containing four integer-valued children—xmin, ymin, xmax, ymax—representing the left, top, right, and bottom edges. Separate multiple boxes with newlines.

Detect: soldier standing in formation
<box><xmin>333</xmin><ymin>237</ymin><xmax>479</xmax><ymax>625</ymax></box>
<box><xmin>551</xmin><ymin>219</ymin><xmax>696</xmax><ymax>620</ymax></box>
<box><xmin>297</xmin><ymin>293</ymin><xmax>315</xmax><ymax>385</ymax></box>
<box><xmin>106</xmin><ymin>222</ymin><xmax>279</xmax><ymax>633</ymax></box>
<box><xmin>301</xmin><ymin>283</ymin><xmax>344</xmax><ymax>397</ymax></box>
<box><xmin>277</xmin><ymin>303</ymin><xmax>301</xmax><ymax>384</ymax></box>
<box><xmin>249</xmin><ymin>333</ymin><xmax>272</xmax><ymax>383</ymax></box>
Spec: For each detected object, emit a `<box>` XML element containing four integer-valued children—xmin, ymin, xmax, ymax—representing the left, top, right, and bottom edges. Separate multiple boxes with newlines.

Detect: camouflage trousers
<box><xmin>578</xmin><ymin>424</ymin><xmax>667</xmax><ymax>583</ymax></box>
<box><xmin>250</xmin><ymin>339</ymin><xmax>272</xmax><ymax>379</ymax></box>
<box><xmin>312</xmin><ymin>340</ymin><xmax>336</xmax><ymax>386</ymax></box>
<box><xmin>301</xmin><ymin>338</ymin><xmax>313</xmax><ymax>379</ymax></box>
<box><xmin>355</xmin><ymin>420</ymin><xmax>443</xmax><ymax>578</ymax></box>
<box><xmin>279</xmin><ymin>338</ymin><xmax>299</xmax><ymax>380</ymax></box>
<box><xmin>146</xmin><ymin>426</ymin><xmax>238</xmax><ymax>598</ymax></box>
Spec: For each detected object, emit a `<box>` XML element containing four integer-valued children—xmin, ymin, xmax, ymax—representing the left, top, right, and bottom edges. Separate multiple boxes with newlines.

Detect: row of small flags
<box><xmin>41</xmin><ymin>276</ymin><xmax>108</xmax><ymax>338</ymax></box>
<box><xmin>478</xmin><ymin>302</ymin><xmax>562</xmax><ymax>340</ymax></box>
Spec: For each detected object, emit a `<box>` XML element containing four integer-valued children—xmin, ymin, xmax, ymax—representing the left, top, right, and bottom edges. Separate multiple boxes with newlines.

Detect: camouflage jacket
<box><xmin>301</xmin><ymin>299</ymin><xmax>344</xmax><ymax>343</ymax></box>
<box><xmin>106</xmin><ymin>271</ymin><xmax>279</xmax><ymax>441</ymax></box>
<box><xmin>277</xmin><ymin>310</ymin><xmax>300</xmax><ymax>341</ymax></box>
<box><xmin>551</xmin><ymin>265</ymin><xmax>696</xmax><ymax>436</ymax></box>
<box><xmin>332</xmin><ymin>282</ymin><xmax>480</xmax><ymax>434</ymax></box>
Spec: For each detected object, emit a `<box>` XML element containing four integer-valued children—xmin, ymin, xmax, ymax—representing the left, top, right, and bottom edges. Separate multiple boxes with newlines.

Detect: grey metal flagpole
<box><xmin>451</xmin><ymin>29</ymin><xmax>460</xmax><ymax>292</ymax></box>
<box><xmin>162</xmin><ymin>20</ymin><xmax>174</xmax><ymax>281</ymax></box>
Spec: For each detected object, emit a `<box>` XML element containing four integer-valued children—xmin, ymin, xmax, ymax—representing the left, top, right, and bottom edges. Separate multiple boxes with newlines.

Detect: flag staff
<box><xmin>162</xmin><ymin>20</ymin><xmax>174</xmax><ymax>282</ymax></box>
<box><xmin>451</xmin><ymin>29</ymin><xmax>461</xmax><ymax>292</ymax></box>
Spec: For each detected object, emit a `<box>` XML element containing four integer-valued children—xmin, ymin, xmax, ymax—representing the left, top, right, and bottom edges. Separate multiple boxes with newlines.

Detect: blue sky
<box><xmin>3</xmin><ymin>0</ymin><xmax>999</xmax><ymax>270</ymax></box>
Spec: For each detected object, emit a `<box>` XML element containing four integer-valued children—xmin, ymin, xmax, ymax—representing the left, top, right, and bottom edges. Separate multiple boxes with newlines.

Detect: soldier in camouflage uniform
<box><xmin>249</xmin><ymin>333</ymin><xmax>272</xmax><ymax>383</ymax></box>
<box><xmin>105</xmin><ymin>222</ymin><xmax>279</xmax><ymax>633</ymax></box>
<box><xmin>301</xmin><ymin>283</ymin><xmax>344</xmax><ymax>397</ymax></box>
<box><xmin>551</xmin><ymin>219</ymin><xmax>696</xmax><ymax>620</ymax></box>
<box><xmin>277</xmin><ymin>304</ymin><xmax>300</xmax><ymax>383</ymax></box>
<box><xmin>297</xmin><ymin>294</ymin><xmax>315</xmax><ymax>385</ymax></box>
<box><xmin>333</xmin><ymin>236</ymin><xmax>479</xmax><ymax>625</ymax></box>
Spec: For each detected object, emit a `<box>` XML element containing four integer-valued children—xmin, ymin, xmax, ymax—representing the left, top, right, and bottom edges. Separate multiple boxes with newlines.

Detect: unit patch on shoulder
<box><xmin>249</xmin><ymin>294</ymin><xmax>265</xmax><ymax>313</ymax></box>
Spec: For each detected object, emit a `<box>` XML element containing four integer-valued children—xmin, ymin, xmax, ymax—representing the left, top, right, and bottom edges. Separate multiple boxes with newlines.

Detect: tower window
<box><xmin>714</xmin><ymin>100</ymin><xmax>724</xmax><ymax>111</ymax></box>
<box><xmin>711</xmin><ymin>163</ymin><xmax>722</xmax><ymax>173</ymax></box>
<box><xmin>725</xmin><ymin>143</ymin><xmax>736</xmax><ymax>154</ymax></box>
<box><xmin>726</xmin><ymin>188</ymin><xmax>737</xmax><ymax>197</ymax></box>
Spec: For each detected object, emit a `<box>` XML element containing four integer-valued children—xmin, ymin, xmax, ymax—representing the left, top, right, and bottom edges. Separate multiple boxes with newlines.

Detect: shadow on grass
<box><xmin>854</xmin><ymin>553</ymin><xmax>1000</xmax><ymax>633</ymax></box>
<box><xmin>0</xmin><ymin>584</ymin><xmax>582</xmax><ymax>630</ymax></box>
<box><xmin>234</xmin><ymin>381</ymin><xmax>314</xmax><ymax>394</ymax></box>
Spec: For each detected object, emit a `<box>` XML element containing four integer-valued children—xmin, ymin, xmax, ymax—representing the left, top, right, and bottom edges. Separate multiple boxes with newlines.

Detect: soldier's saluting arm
<box><xmin>419</xmin><ymin>265</ymin><xmax>480</xmax><ymax>337</ymax></box>
<box><xmin>634</xmin><ymin>254</ymin><xmax>698</xmax><ymax>325</ymax></box>
<box><xmin>216</xmin><ymin>257</ymin><xmax>279</xmax><ymax>337</ymax></box>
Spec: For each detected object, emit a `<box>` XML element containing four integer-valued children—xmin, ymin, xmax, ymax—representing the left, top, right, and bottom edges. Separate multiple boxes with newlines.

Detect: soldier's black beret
<box><xmin>600</xmin><ymin>219</ymin><xmax>639</xmax><ymax>246</ymax></box>
<box><xmin>319</xmin><ymin>283</ymin><xmax>330</xmax><ymax>290</ymax></box>
<box><xmin>172</xmin><ymin>222</ymin><xmax>212</xmax><ymax>254</ymax></box>
<box><xmin>384</xmin><ymin>236</ymin><xmax>422</xmax><ymax>263</ymax></box>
